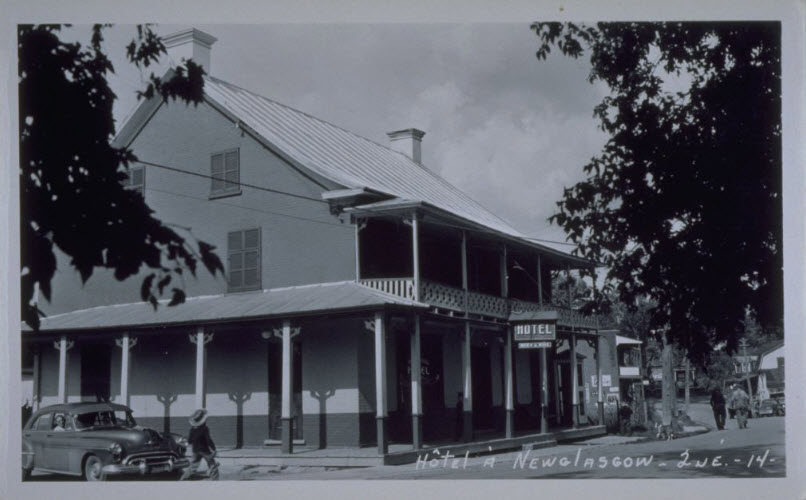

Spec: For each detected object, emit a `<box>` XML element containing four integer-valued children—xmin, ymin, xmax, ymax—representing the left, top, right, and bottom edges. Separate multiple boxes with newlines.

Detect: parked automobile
<box><xmin>22</xmin><ymin>402</ymin><xmax>189</xmax><ymax>481</ymax></box>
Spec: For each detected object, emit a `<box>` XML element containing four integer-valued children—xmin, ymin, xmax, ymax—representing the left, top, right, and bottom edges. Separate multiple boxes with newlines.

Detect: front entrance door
<box><xmin>472</xmin><ymin>345</ymin><xmax>493</xmax><ymax>430</ymax></box>
<box><xmin>268</xmin><ymin>341</ymin><xmax>302</xmax><ymax>441</ymax></box>
<box><xmin>80</xmin><ymin>344</ymin><xmax>111</xmax><ymax>402</ymax></box>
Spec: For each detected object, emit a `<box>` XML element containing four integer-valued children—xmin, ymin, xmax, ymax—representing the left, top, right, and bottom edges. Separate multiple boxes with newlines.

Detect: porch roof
<box><xmin>23</xmin><ymin>281</ymin><xmax>427</xmax><ymax>334</ymax></box>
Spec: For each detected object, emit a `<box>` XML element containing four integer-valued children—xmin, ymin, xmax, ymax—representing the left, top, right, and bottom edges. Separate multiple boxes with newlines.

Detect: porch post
<box><xmin>54</xmin><ymin>335</ymin><xmax>74</xmax><ymax>403</ymax></box>
<box><xmin>374</xmin><ymin>312</ymin><xmax>388</xmax><ymax>454</ymax></box>
<box><xmin>190</xmin><ymin>327</ymin><xmax>214</xmax><ymax>410</ymax></box>
<box><xmin>355</xmin><ymin>219</ymin><xmax>362</xmax><ymax>280</ymax></box>
<box><xmin>462</xmin><ymin>322</ymin><xmax>473</xmax><ymax>442</ymax></box>
<box><xmin>281</xmin><ymin>319</ymin><xmax>294</xmax><ymax>454</ymax></box>
<box><xmin>570</xmin><ymin>333</ymin><xmax>580</xmax><ymax>428</ymax></box>
<box><xmin>596</xmin><ymin>335</ymin><xmax>605</xmax><ymax>425</ymax></box>
<box><xmin>537</xmin><ymin>255</ymin><xmax>543</xmax><ymax>305</ymax></box>
<box><xmin>115</xmin><ymin>333</ymin><xmax>138</xmax><ymax>406</ymax></box>
<box><xmin>499</xmin><ymin>245</ymin><xmax>508</xmax><ymax>298</ymax></box>
<box><xmin>411</xmin><ymin>215</ymin><xmax>420</xmax><ymax>302</ymax></box>
<box><xmin>504</xmin><ymin>326</ymin><xmax>514</xmax><ymax>438</ymax></box>
<box><xmin>540</xmin><ymin>347</ymin><xmax>549</xmax><ymax>433</ymax></box>
<box><xmin>410</xmin><ymin>313</ymin><xmax>423</xmax><ymax>449</ymax></box>
<box><xmin>32</xmin><ymin>346</ymin><xmax>40</xmax><ymax>411</ymax></box>
<box><xmin>461</xmin><ymin>231</ymin><xmax>468</xmax><ymax>314</ymax></box>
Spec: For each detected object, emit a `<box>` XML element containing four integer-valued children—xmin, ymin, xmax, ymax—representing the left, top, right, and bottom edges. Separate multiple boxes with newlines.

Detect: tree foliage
<box><xmin>19</xmin><ymin>25</ymin><xmax>224</xmax><ymax>329</ymax></box>
<box><xmin>531</xmin><ymin>22</ymin><xmax>782</xmax><ymax>360</ymax></box>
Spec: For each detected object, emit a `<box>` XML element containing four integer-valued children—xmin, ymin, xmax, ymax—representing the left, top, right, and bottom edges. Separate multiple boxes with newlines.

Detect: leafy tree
<box><xmin>19</xmin><ymin>24</ymin><xmax>224</xmax><ymax>330</ymax></box>
<box><xmin>531</xmin><ymin>22</ymin><xmax>782</xmax><ymax>363</ymax></box>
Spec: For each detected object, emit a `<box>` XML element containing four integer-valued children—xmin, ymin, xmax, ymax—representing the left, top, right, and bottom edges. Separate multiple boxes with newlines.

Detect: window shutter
<box><xmin>227</xmin><ymin>228</ymin><xmax>261</xmax><ymax>292</ymax></box>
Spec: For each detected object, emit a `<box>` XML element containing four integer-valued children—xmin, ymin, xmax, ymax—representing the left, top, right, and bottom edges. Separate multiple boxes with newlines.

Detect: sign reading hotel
<box><xmin>513</xmin><ymin>320</ymin><xmax>556</xmax><ymax>348</ymax></box>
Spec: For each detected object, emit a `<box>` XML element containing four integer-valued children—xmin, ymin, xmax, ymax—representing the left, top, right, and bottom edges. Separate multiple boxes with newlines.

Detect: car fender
<box><xmin>21</xmin><ymin>441</ymin><xmax>34</xmax><ymax>470</ymax></box>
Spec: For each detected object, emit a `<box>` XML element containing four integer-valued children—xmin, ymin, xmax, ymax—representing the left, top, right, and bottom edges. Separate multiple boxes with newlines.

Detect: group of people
<box><xmin>709</xmin><ymin>384</ymin><xmax>751</xmax><ymax>430</ymax></box>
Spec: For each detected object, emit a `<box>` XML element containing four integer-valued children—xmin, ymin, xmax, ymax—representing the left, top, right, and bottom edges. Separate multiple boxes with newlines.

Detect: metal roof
<box><xmin>25</xmin><ymin>281</ymin><xmax>427</xmax><ymax>334</ymax></box>
<box><xmin>203</xmin><ymin>76</ymin><xmax>526</xmax><ymax>238</ymax></box>
<box><xmin>616</xmin><ymin>335</ymin><xmax>643</xmax><ymax>346</ymax></box>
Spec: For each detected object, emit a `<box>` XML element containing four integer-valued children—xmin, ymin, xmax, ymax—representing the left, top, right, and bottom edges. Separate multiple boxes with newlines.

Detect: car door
<box><xmin>47</xmin><ymin>412</ymin><xmax>76</xmax><ymax>472</ymax></box>
<box><xmin>24</xmin><ymin>412</ymin><xmax>52</xmax><ymax>470</ymax></box>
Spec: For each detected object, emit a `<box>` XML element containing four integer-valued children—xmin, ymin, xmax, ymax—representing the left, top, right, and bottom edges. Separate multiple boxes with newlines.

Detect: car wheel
<box><xmin>83</xmin><ymin>455</ymin><xmax>106</xmax><ymax>481</ymax></box>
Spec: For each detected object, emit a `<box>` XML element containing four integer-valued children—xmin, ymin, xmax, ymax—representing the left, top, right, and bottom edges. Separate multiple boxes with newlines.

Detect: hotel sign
<box><xmin>513</xmin><ymin>320</ymin><xmax>557</xmax><ymax>342</ymax></box>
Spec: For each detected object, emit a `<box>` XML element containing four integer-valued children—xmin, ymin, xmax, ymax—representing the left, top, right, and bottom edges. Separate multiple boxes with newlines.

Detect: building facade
<box><xmin>22</xmin><ymin>29</ymin><xmax>616</xmax><ymax>455</ymax></box>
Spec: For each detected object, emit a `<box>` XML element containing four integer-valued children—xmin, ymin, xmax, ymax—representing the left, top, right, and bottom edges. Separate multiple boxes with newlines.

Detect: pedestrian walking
<box><xmin>180</xmin><ymin>408</ymin><xmax>219</xmax><ymax>480</ymax></box>
<box><xmin>619</xmin><ymin>400</ymin><xmax>633</xmax><ymax>436</ymax></box>
<box><xmin>710</xmin><ymin>387</ymin><xmax>727</xmax><ymax>430</ymax></box>
<box><xmin>730</xmin><ymin>385</ymin><xmax>751</xmax><ymax>429</ymax></box>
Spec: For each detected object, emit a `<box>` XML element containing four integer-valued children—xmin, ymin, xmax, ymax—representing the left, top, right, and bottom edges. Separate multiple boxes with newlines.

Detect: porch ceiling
<box><xmin>22</xmin><ymin>281</ymin><xmax>428</xmax><ymax>334</ymax></box>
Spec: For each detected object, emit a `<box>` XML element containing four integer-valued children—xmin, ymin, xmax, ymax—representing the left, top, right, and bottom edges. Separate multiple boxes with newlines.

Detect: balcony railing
<box><xmin>359</xmin><ymin>278</ymin><xmax>598</xmax><ymax>330</ymax></box>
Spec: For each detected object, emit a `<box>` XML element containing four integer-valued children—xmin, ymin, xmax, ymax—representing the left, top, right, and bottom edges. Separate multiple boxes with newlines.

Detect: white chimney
<box><xmin>162</xmin><ymin>28</ymin><xmax>218</xmax><ymax>74</ymax></box>
<box><xmin>387</xmin><ymin>128</ymin><xmax>425</xmax><ymax>164</ymax></box>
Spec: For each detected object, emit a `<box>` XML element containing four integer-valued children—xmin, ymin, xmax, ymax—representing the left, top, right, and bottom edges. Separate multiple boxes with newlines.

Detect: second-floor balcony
<box><xmin>359</xmin><ymin>277</ymin><xmax>598</xmax><ymax>330</ymax></box>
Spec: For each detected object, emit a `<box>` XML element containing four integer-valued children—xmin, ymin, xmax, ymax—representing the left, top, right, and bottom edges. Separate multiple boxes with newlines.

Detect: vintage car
<box><xmin>757</xmin><ymin>394</ymin><xmax>785</xmax><ymax>417</ymax></box>
<box><xmin>22</xmin><ymin>402</ymin><xmax>189</xmax><ymax>481</ymax></box>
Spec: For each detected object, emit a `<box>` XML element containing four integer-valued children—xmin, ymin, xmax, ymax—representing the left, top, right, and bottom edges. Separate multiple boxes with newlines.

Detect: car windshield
<box><xmin>73</xmin><ymin>410</ymin><xmax>137</xmax><ymax>429</ymax></box>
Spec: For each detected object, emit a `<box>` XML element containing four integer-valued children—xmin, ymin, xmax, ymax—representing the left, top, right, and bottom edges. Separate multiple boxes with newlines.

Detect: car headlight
<box><xmin>108</xmin><ymin>442</ymin><xmax>123</xmax><ymax>461</ymax></box>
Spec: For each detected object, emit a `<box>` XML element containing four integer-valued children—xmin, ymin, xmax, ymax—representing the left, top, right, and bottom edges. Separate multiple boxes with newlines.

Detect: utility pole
<box><xmin>740</xmin><ymin>338</ymin><xmax>753</xmax><ymax>397</ymax></box>
<box><xmin>684</xmin><ymin>353</ymin><xmax>690</xmax><ymax>414</ymax></box>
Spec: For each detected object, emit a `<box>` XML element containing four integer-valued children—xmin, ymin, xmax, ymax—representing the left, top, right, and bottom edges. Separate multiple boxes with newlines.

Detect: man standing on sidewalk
<box><xmin>710</xmin><ymin>387</ymin><xmax>727</xmax><ymax>430</ymax></box>
<box><xmin>730</xmin><ymin>385</ymin><xmax>751</xmax><ymax>429</ymax></box>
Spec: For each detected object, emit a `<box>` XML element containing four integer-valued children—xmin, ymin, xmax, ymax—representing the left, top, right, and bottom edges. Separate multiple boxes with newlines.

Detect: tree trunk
<box><xmin>661</xmin><ymin>332</ymin><xmax>676</xmax><ymax>425</ymax></box>
<box><xmin>684</xmin><ymin>356</ymin><xmax>690</xmax><ymax>414</ymax></box>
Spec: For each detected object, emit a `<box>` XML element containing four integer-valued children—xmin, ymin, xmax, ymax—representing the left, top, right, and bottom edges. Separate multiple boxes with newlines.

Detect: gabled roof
<box><xmin>116</xmin><ymin>74</ymin><xmax>592</xmax><ymax>267</ymax></box>
<box><xmin>23</xmin><ymin>281</ymin><xmax>427</xmax><ymax>334</ymax></box>
<box><xmin>201</xmin><ymin>76</ymin><xmax>524</xmax><ymax>236</ymax></box>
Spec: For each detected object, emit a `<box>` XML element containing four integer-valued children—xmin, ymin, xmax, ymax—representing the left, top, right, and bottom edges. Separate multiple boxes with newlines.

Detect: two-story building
<box><xmin>22</xmin><ymin>29</ymin><xmax>614</xmax><ymax>460</ymax></box>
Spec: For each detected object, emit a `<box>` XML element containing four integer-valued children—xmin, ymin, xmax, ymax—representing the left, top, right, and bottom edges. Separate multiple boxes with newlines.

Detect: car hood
<box><xmin>78</xmin><ymin>427</ymin><xmax>175</xmax><ymax>451</ymax></box>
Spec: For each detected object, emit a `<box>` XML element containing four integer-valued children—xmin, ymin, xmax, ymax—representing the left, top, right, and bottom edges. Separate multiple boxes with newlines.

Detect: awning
<box><xmin>616</xmin><ymin>335</ymin><xmax>643</xmax><ymax>346</ymax></box>
<box><xmin>23</xmin><ymin>281</ymin><xmax>427</xmax><ymax>334</ymax></box>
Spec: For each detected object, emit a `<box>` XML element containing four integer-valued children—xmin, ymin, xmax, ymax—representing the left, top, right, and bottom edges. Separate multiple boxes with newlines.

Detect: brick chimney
<box><xmin>387</xmin><ymin>128</ymin><xmax>425</xmax><ymax>164</ymax></box>
<box><xmin>162</xmin><ymin>28</ymin><xmax>218</xmax><ymax>74</ymax></box>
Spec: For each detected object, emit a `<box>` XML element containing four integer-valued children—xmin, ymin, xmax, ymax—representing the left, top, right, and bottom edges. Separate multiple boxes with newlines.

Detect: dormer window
<box><xmin>121</xmin><ymin>165</ymin><xmax>145</xmax><ymax>196</ymax></box>
<box><xmin>211</xmin><ymin>148</ymin><xmax>241</xmax><ymax>197</ymax></box>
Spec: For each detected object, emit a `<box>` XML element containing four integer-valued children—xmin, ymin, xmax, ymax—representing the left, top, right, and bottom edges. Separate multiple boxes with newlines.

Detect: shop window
<box><xmin>211</xmin><ymin>148</ymin><xmax>240</xmax><ymax>197</ymax></box>
<box><xmin>228</xmin><ymin>228</ymin><xmax>261</xmax><ymax>292</ymax></box>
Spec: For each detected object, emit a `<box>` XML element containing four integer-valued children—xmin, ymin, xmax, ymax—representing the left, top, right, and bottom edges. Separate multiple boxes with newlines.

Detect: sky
<box><xmin>77</xmin><ymin>23</ymin><xmax>610</xmax><ymax>249</ymax></box>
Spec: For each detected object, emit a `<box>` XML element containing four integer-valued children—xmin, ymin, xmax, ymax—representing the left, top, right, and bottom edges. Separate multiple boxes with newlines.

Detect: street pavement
<box><xmin>225</xmin><ymin>415</ymin><xmax>784</xmax><ymax>480</ymax></box>
<box><xmin>27</xmin><ymin>414</ymin><xmax>784</xmax><ymax>481</ymax></box>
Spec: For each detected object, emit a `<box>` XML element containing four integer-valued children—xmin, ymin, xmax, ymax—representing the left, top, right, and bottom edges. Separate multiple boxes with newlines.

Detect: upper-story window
<box><xmin>228</xmin><ymin>228</ymin><xmax>261</xmax><ymax>292</ymax></box>
<box><xmin>122</xmin><ymin>165</ymin><xmax>145</xmax><ymax>196</ymax></box>
<box><xmin>211</xmin><ymin>148</ymin><xmax>241</xmax><ymax>197</ymax></box>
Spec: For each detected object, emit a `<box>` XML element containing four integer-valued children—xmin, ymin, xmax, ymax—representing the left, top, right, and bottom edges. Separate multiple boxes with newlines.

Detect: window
<box><xmin>33</xmin><ymin>412</ymin><xmax>52</xmax><ymax>431</ymax></box>
<box><xmin>122</xmin><ymin>165</ymin><xmax>145</xmax><ymax>196</ymax></box>
<box><xmin>211</xmin><ymin>149</ymin><xmax>240</xmax><ymax>196</ymax></box>
<box><xmin>228</xmin><ymin>228</ymin><xmax>261</xmax><ymax>291</ymax></box>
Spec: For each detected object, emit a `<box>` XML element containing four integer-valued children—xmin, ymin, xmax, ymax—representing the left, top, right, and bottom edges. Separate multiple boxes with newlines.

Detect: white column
<box><xmin>463</xmin><ymin>322</ymin><xmax>473</xmax><ymax>412</ymax></box>
<box><xmin>282</xmin><ymin>320</ymin><xmax>293</xmax><ymax>420</ymax></box>
<box><xmin>410</xmin><ymin>315</ymin><xmax>422</xmax><ymax>416</ymax></box>
<box><xmin>54</xmin><ymin>336</ymin><xmax>74</xmax><ymax>404</ymax></box>
<box><xmin>537</xmin><ymin>255</ymin><xmax>543</xmax><ymax>305</ymax></box>
<box><xmin>461</xmin><ymin>231</ymin><xmax>468</xmax><ymax>313</ymax></box>
<box><xmin>115</xmin><ymin>333</ymin><xmax>138</xmax><ymax>406</ymax></box>
<box><xmin>190</xmin><ymin>327</ymin><xmax>213</xmax><ymax>409</ymax></box>
<box><xmin>411</xmin><ymin>216</ymin><xmax>420</xmax><ymax>302</ymax></box>
<box><xmin>504</xmin><ymin>326</ymin><xmax>514</xmax><ymax>437</ymax></box>
<box><xmin>540</xmin><ymin>347</ymin><xmax>549</xmax><ymax>433</ymax></box>
<box><xmin>32</xmin><ymin>348</ymin><xmax>40</xmax><ymax>411</ymax></box>
<box><xmin>374</xmin><ymin>312</ymin><xmax>388</xmax><ymax>417</ymax></box>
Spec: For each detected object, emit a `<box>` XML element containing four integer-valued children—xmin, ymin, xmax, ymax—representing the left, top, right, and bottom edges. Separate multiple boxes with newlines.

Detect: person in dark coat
<box><xmin>180</xmin><ymin>408</ymin><xmax>218</xmax><ymax>479</ymax></box>
<box><xmin>454</xmin><ymin>392</ymin><xmax>464</xmax><ymax>441</ymax></box>
<box><xmin>710</xmin><ymin>388</ymin><xmax>727</xmax><ymax>430</ymax></box>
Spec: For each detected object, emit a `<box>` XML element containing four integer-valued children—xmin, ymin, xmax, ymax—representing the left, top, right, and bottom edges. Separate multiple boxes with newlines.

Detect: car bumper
<box><xmin>102</xmin><ymin>458</ymin><xmax>189</xmax><ymax>476</ymax></box>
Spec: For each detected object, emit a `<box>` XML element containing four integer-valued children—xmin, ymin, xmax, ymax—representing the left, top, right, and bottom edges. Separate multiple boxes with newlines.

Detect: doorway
<box><xmin>80</xmin><ymin>344</ymin><xmax>111</xmax><ymax>402</ymax></box>
<box><xmin>472</xmin><ymin>344</ymin><xmax>493</xmax><ymax>430</ymax></box>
